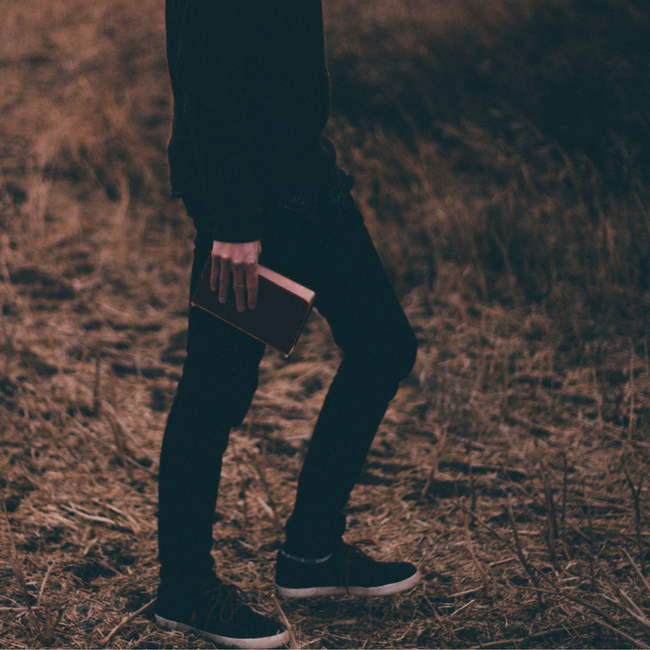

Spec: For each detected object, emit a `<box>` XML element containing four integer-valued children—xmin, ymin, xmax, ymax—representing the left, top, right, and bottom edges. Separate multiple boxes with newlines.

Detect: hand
<box><xmin>210</xmin><ymin>240</ymin><xmax>262</xmax><ymax>311</ymax></box>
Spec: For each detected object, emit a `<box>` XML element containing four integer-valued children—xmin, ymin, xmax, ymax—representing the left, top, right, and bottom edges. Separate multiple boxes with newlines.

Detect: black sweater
<box><xmin>165</xmin><ymin>0</ymin><xmax>337</xmax><ymax>242</ymax></box>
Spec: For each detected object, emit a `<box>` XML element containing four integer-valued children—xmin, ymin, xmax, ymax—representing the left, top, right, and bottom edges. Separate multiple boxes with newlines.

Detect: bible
<box><xmin>191</xmin><ymin>257</ymin><xmax>316</xmax><ymax>356</ymax></box>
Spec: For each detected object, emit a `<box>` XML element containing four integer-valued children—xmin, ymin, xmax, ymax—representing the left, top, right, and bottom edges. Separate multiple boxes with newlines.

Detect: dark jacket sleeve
<box><xmin>173</xmin><ymin>0</ymin><xmax>262</xmax><ymax>243</ymax></box>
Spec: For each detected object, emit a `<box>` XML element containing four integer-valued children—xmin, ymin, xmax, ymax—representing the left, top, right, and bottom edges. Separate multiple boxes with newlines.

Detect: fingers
<box><xmin>210</xmin><ymin>256</ymin><xmax>220</xmax><ymax>293</ymax></box>
<box><xmin>218</xmin><ymin>257</ymin><xmax>231</xmax><ymax>304</ymax></box>
<box><xmin>232</xmin><ymin>266</ymin><xmax>246</xmax><ymax>312</ymax></box>
<box><xmin>210</xmin><ymin>240</ymin><xmax>261</xmax><ymax>310</ymax></box>
<box><xmin>233</xmin><ymin>263</ymin><xmax>259</xmax><ymax>311</ymax></box>
<box><xmin>245</xmin><ymin>262</ymin><xmax>259</xmax><ymax>310</ymax></box>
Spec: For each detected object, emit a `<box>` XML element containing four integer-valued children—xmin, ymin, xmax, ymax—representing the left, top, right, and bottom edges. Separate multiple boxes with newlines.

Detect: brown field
<box><xmin>2</xmin><ymin>0</ymin><xmax>650</xmax><ymax>647</ymax></box>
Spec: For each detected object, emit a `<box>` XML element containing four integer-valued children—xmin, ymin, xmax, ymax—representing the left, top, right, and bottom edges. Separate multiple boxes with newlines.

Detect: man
<box><xmin>155</xmin><ymin>1</ymin><xmax>420</xmax><ymax>647</ymax></box>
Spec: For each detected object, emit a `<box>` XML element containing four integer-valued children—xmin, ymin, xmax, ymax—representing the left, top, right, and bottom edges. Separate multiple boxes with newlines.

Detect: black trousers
<box><xmin>157</xmin><ymin>188</ymin><xmax>417</xmax><ymax>590</ymax></box>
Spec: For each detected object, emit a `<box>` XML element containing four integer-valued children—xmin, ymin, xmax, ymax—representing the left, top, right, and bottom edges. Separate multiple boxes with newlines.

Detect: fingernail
<box><xmin>237</xmin><ymin>306</ymin><xmax>244</xmax><ymax>312</ymax></box>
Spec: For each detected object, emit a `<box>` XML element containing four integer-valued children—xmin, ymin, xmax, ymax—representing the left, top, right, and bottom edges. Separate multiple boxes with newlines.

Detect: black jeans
<box><xmin>157</xmin><ymin>187</ymin><xmax>417</xmax><ymax>590</ymax></box>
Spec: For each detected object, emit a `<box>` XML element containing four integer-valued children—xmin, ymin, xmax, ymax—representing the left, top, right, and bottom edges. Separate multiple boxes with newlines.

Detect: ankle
<box><xmin>280</xmin><ymin>549</ymin><xmax>333</xmax><ymax>564</ymax></box>
<box><xmin>282</xmin><ymin>535</ymin><xmax>340</xmax><ymax>561</ymax></box>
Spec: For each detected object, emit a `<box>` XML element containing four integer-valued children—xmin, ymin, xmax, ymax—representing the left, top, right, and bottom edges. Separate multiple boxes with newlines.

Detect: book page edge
<box><xmin>259</xmin><ymin>265</ymin><xmax>316</xmax><ymax>304</ymax></box>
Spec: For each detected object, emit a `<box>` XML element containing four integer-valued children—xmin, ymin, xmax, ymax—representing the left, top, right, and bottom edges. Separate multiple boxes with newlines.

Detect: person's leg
<box><xmin>157</xmin><ymin>224</ymin><xmax>266</xmax><ymax>593</ymax></box>
<box><xmin>155</xmin><ymin>207</ymin><xmax>289</xmax><ymax>647</ymax></box>
<box><xmin>261</xmin><ymin>191</ymin><xmax>418</xmax><ymax>558</ymax></box>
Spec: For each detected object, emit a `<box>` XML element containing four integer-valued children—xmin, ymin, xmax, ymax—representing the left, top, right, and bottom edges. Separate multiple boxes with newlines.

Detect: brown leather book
<box><xmin>191</xmin><ymin>257</ymin><xmax>316</xmax><ymax>356</ymax></box>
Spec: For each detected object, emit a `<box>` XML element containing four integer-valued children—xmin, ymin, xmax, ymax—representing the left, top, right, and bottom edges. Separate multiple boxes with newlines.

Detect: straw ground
<box><xmin>2</xmin><ymin>0</ymin><xmax>650</xmax><ymax>647</ymax></box>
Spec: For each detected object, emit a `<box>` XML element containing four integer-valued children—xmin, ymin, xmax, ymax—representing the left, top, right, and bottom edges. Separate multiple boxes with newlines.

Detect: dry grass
<box><xmin>325</xmin><ymin>0</ymin><xmax>650</xmax><ymax>324</ymax></box>
<box><xmin>2</xmin><ymin>0</ymin><xmax>650</xmax><ymax>647</ymax></box>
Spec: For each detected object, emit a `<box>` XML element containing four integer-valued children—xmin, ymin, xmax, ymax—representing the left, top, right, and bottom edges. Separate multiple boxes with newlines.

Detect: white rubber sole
<box><xmin>155</xmin><ymin>613</ymin><xmax>290</xmax><ymax>649</ymax></box>
<box><xmin>275</xmin><ymin>568</ymin><xmax>421</xmax><ymax>599</ymax></box>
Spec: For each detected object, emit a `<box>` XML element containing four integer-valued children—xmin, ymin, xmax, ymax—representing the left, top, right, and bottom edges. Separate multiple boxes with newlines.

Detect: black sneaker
<box><xmin>275</xmin><ymin>539</ymin><xmax>420</xmax><ymax>598</ymax></box>
<box><xmin>155</xmin><ymin>574</ymin><xmax>289</xmax><ymax>649</ymax></box>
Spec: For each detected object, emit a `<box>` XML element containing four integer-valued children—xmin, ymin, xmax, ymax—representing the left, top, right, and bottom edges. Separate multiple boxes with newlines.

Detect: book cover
<box><xmin>191</xmin><ymin>257</ymin><xmax>316</xmax><ymax>356</ymax></box>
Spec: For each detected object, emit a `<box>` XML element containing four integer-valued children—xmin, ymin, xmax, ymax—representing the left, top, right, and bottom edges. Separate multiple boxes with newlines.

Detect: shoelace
<box><xmin>204</xmin><ymin>580</ymin><xmax>249</xmax><ymax>626</ymax></box>
<box><xmin>340</xmin><ymin>538</ymin><xmax>376</xmax><ymax>594</ymax></box>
